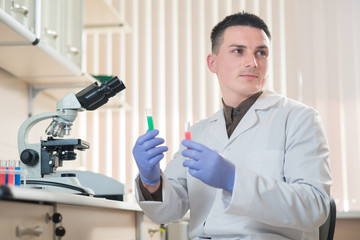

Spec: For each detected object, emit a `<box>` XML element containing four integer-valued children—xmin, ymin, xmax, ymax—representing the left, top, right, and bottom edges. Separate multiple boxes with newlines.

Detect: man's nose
<box><xmin>244</xmin><ymin>55</ymin><xmax>258</xmax><ymax>68</ymax></box>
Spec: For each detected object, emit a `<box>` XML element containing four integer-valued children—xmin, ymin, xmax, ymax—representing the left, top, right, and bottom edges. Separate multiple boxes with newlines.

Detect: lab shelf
<box><xmin>0</xmin><ymin>1</ymin><xmax>83</xmax><ymax>79</ymax></box>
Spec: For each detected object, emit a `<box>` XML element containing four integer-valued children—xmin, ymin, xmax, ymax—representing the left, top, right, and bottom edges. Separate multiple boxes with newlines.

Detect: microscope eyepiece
<box><xmin>75</xmin><ymin>76</ymin><xmax>126</xmax><ymax>111</ymax></box>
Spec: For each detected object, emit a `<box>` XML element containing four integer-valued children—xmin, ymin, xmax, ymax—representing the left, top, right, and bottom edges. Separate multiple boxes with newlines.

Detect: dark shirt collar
<box><xmin>222</xmin><ymin>91</ymin><xmax>263</xmax><ymax>137</ymax></box>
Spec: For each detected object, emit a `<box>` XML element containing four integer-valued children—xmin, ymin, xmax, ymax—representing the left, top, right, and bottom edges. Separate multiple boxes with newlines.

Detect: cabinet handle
<box><xmin>148</xmin><ymin>228</ymin><xmax>160</xmax><ymax>237</ymax></box>
<box><xmin>11</xmin><ymin>1</ymin><xmax>29</xmax><ymax>17</ymax></box>
<box><xmin>68</xmin><ymin>46</ymin><xmax>79</xmax><ymax>55</ymax></box>
<box><xmin>44</xmin><ymin>28</ymin><xmax>58</xmax><ymax>39</ymax></box>
<box><xmin>16</xmin><ymin>226</ymin><xmax>43</xmax><ymax>237</ymax></box>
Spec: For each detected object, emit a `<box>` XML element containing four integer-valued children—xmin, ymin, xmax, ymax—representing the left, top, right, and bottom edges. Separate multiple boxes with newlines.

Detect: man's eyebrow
<box><xmin>228</xmin><ymin>44</ymin><xmax>246</xmax><ymax>48</ymax></box>
<box><xmin>228</xmin><ymin>44</ymin><xmax>268</xmax><ymax>49</ymax></box>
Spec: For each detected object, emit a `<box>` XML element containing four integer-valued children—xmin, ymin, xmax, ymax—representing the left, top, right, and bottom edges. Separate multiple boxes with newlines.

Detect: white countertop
<box><xmin>337</xmin><ymin>211</ymin><xmax>360</xmax><ymax>219</ymax></box>
<box><xmin>2</xmin><ymin>186</ymin><xmax>142</xmax><ymax>212</ymax></box>
<box><xmin>6</xmin><ymin>186</ymin><xmax>359</xmax><ymax>219</ymax></box>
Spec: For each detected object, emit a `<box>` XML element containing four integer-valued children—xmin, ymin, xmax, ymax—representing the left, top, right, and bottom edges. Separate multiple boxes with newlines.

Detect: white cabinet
<box><xmin>0</xmin><ymin>200</ymin><xmax>55</xmax><ymax>240</ymax></box>
<box><xmin>40</xmin><ymin>0</ymin><xmax>62</xmax><ymax>52</ymax></box>
<box><xmin>0</xmin><ymin>199</ymin><xmax>163</xmax><ymax>240</ymax></box>
<box><xmin>63</xmin><ymin>0</ymin><xmax>82</xmax><ymax>67</ymax></box>
<box><xmin>0</xmin><ymin>0</ymin><xmax>37</xmax><ymax>44</ymax></box>
<box><xmin>57</xmin><ymin>203</ymin><xmax>137</xmax><ymax>240</ymax></box>
<box><xmin>0</xmin><ymin>0</ymin><xmax>83</xmax><ymax>78</ymax></box>
<box><xmin>1</xmin><ymin>186</ymin><xmax>163</xmax><ymax>240</ymax></box>
<box><xmin>38</xmin><ymin>0</ymin><xmax>82</xmax><ymax>67</ymax></box>
<box><xmin>0</xmin><ymin>0</ymin><xmax>36</xmax><ymax>36</ymax></box>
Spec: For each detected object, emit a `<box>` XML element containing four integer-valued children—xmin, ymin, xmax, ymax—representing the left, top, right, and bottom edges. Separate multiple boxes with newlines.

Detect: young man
<box><xmin>132</xmin><ymin>12</ymin><xmax>332</xmax><ymax>239</ymax></box>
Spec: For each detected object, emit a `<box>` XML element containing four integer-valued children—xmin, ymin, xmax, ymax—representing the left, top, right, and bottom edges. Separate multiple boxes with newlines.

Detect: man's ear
<box><xmin>207</xmin><ymin>54</ymin><xmax>217</xmax><ymax>73</ymax></box>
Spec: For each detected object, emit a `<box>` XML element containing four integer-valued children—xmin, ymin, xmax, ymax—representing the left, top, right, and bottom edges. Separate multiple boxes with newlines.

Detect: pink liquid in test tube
<box><xmin>0</xmin><ymin>160</ymin><xmax>5</xmax><ymax>185</ymax></box>
<box><xmin>185</xmin><ymin>122</ymin><xmax>191</xmax><ymax>149</ymax></box>
<box><xmin>7</xmin><ymin>160</ymin><xmax>15</xmax><ymax>186</ymax></box>
<box><xmin>185</xmin><ymin>122</ymin><xmax>191</xmax><ymax>140</ymax></box>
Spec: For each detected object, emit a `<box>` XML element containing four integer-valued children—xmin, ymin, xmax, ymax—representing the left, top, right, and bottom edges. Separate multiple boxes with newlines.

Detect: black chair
<box><xmin>319</xmin><ymin>197</ymin><xmax>336</xmax><ymax>240</ymax></box>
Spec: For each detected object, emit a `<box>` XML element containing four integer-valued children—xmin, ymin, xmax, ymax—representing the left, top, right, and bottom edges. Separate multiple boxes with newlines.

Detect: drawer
<box><xmin>57</xmin><ymin>203</ymin><xmax>137</xmax><ymax>240</ymax></box>
<box><xmin>0</xmin><ymin>200</ymin><xmax>55</xmax><ymax>240</ymax></box>
<box><xmin>144</xmin><ymin>215</ymin><xmax>163</xmax><ymax>240</ymax></box>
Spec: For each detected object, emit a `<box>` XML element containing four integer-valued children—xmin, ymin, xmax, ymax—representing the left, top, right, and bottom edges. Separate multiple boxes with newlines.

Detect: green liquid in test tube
<box><xmin>146</xmin><ymin>108</ymin><xmax>154</xmax><ymax>130</ymax></box>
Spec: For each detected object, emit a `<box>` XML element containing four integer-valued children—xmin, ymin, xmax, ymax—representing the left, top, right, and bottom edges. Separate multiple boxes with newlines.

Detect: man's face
<box><xmin>207</xmin><ymin>26</ymin><xmax>270</xmax><ymax>107</ymax></box>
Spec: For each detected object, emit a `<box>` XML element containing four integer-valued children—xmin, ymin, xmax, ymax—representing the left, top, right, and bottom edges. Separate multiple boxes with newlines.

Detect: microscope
<box><xmin>17</xmin><ymin>76</ymin><xmax>125</xmax><ymax>195</ymax></box>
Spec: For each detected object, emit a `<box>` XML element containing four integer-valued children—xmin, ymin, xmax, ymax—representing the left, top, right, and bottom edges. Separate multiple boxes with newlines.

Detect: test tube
<box><xmin>185</xmin><ymin>121</ymin><xmax>191</xmax><ymax>140</ymax></box>
<box><xmin>185</xmin><ymin>122</ymin><xmax>191</xmax><ymax>149</ymax></box>
<box><xmin>15</xmin><ymin>160</ymin><xmax>21</xmax><ymax>186</ymax></box>
<box><xmin>7</xmin><ymin>160</ymin><xmax>15</xmax><ymax>186</ymax></box>
<box><xmin>0</xmin><ymin>160</ymin><xmax>5</xmax><ymax>185</ymax></box>
<box><xmin>146</xmin><ymin>108</ymin><xmax>154</xmax><ymax>130</ymax></box>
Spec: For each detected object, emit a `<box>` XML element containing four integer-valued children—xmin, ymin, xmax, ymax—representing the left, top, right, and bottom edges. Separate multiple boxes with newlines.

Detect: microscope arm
<box><xmin>18</xmin><ymin>91</ymin><xmax>83</xmax><ymax>154</ymax></box>
<box><xmin>17</xmin><ymin>109</ymin><xmax>78</xmax><ymax>155</ymax></box>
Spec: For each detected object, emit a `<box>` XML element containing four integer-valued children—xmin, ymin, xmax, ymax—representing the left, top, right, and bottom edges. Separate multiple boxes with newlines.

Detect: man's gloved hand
<box><xmin>132</xmin><ymin>130</ymin><xmax>168</xmax><ymax>185</ymax></box>
<box><xmin>182</xmin><ymin>139</ymin><xmax>235</xmax><ymax>193</ymax></box>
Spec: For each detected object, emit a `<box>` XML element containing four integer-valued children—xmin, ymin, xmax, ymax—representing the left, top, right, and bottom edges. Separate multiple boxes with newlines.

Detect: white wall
<box><xmin>0</xmin><ymin>69</ymin><xmax>28</xmax><ymax>160</ymax></box>
<box><xmin>0</xmin><ymin>69</ymin><xmax>57</xmax><ymax>160</ymax></box>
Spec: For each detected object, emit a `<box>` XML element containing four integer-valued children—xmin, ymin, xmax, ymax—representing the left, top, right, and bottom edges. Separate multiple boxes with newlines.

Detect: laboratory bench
<box><xmin>334</xmin><ymin>211</ymin><xmax>360</xmax><ymax>240</ymax></box>
<box><xmin>0</xmin><ymin>185</ymin><xmax>162</xmax><ymax>240</ymax></box>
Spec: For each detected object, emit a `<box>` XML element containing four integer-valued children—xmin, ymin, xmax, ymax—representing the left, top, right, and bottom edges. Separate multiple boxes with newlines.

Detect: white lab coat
<box><xmin>135</xmin><ymin>90</ymin><xmax>332</xmax><ymax>240</ymax></box>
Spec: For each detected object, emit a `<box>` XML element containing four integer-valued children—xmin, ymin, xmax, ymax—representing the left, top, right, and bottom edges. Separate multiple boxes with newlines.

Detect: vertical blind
<box><xmin>76</xmin><ymin>0</ymin><xmax>360</xmax><ymax>212</ymax></box>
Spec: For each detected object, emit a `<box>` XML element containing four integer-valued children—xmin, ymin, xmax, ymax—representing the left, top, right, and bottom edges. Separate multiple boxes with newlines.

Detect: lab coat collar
<box><xmin>252</xmin><ymin>89</ymin><xmax>283</xmax><ymax>110</ymax></box>
<box><xmin>207</xmin><ymin>89</ymin><xmax>283</xmax><ymax>144</ymax></box>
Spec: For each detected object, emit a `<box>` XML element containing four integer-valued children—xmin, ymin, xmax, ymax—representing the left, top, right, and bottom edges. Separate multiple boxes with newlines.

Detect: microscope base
<box><xmin>23</xmin><ymin>176</ymin><xmax>94</xmax><ymax>196</ymax></box>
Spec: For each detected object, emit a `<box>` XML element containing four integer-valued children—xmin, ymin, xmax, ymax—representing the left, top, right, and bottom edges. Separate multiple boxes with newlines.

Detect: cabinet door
<box><xmin>0</xmin><ymin>200</ymin><xmax>54</xmax><ymax>240</ymax></box>
<box><xmin>40</xmin><ymin>0</ymin><xmax>62</xmax><ymax>52</ymax></box>
<box><xmin>144</xmin><ymin>215</ymin><xmax>163</xmax><ymax>240</ymax></box>
<box><xmin>62</xmin><ymin>0</ymin><xmax>82</xmax><ymax>68</ymax></box>
<box><xmin>57</xmin><ymin>203</ymin><xmax>137</xmax><ymax>240</ymax></box>
<box><xmin>0</xmin><ymin>0</ymin><xmax>36</xmax><ymax>34</ymax></box>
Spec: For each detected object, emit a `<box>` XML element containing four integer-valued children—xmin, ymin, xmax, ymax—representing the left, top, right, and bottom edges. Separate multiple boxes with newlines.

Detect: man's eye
<box><xmin>256</xmin><ymin>50</ymin><xmax>267</xmax><ymax>56</ymax></box>
<box><xmin>233</xmin><ymin>49</ymin><xmax>243</xmax><ymax>54</ymax></box>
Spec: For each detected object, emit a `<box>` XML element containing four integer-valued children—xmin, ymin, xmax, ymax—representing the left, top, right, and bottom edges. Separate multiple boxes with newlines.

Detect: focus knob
<box><xmin>20</xmin><ymin>149</ymin><xmax>39</xmax><ymax>166</ymax></box>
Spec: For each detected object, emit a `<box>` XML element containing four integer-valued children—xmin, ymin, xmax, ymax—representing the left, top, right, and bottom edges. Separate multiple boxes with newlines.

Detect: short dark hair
<box><xmin>210</xmin><ymin>12</ymin><xmax>271</xmax><ymax>54</ymax></box>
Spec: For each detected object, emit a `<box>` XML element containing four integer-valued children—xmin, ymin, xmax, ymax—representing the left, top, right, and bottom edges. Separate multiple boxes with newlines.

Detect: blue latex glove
<box><xmin>132</xmin><ymin>130</ymin><xmax>168</xmax><ymax>185</ymax></box>
<box><xmin>182</xmin><ymin>139</ymin><xmax>235</xmax><ymax>193</ymax></box>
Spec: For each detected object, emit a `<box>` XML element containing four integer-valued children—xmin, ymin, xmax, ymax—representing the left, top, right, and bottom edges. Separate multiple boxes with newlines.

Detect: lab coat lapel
<box><xmin>229</xmin><ymin>90</ymin><xmax>282</xmax><ymax>141</ymax></box>
<box><xmin>229</xmin><ymin>107</ymin><xmax>258</xmax><ymax>141</ymax></box>
<box><xmin>208</xmin><ymin>110</ymin><xmax>229</xmax><ymax>147</ymax></box>
<box><xmin>205</xmin><ymin>90</ymin><xmax>282</xmax><ymax>147</ymax></box>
